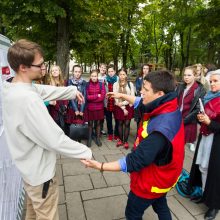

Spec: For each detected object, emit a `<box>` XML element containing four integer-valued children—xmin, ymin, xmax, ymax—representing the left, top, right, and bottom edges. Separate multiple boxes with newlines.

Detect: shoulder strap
<box><xmin>99</xmin><ymin>82</ymin><xmax>102</xmax><ymax>90</ymax></box>
<box><xmin>127</xmin><ymin>81</ymin><xmax>131</xmax><ymax>89</ymax></box>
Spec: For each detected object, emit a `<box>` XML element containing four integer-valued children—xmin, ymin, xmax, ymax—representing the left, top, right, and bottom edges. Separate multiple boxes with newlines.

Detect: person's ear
<box><xmin>157</xmin><ymin>91</ymin><xmax>165</xmax><ymax>97</ymax></box>
<box><xmin>19</xmin><ymin>64</ymin><xmax>28</xmax><ymax>72</ymax></box>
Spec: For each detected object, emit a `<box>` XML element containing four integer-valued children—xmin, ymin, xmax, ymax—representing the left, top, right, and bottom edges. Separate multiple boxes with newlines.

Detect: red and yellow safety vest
<box><xmin>130</xmin><ymin>98</ymin><xmax>185</xmax><ymax>199</ymax></box>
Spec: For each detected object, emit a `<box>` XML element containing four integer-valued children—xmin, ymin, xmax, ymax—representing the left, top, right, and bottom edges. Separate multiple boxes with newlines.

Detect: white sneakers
<box><xmin>189</xmin><ymin>143</ymin><xmax>195</xmax><ymax>152</ymax></box>
<box><xmin>185</xmin><ymin>143</ymin><xmax>195</xmax><ymax>152</ymax></box>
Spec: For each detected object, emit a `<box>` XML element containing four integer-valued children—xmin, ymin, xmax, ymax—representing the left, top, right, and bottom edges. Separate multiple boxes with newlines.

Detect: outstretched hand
<box><xmin>106</xmin><ymin>92</ymin><xmax>122</xmax><ymax>99</ymax></box>
<box><xmin>80</xmin><ymin>159</ymin><xmax>101</xmax><ymax>170</ymax></box>
<box><xmin>76</xmin><ymin>91</ymin><xmax>85</xmax><ymax>104</ymax></box>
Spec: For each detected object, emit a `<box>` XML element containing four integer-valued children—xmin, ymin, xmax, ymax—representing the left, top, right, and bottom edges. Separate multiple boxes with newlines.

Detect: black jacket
<box><xmin>189</xmin><ymin>120</ymin><xmax>220</xmax><ymax>209</ymax></box>
<box><xmin>176</xmin><ymin>81</ymin><xmax>206</xmax><ymax>124</ymax></box>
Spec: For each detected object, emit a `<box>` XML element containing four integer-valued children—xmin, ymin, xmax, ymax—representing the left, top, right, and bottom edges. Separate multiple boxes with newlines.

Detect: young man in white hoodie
<box><xmin>2</xmin><ymin>39</ymin><xmax>92</xmax><ymax>220</ymax></box>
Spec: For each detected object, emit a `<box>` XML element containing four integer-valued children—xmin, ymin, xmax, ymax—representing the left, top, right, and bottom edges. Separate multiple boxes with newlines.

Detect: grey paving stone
<box><xmin>66</xmin><ymin>192</ymin><xmax>86</xmax><ymax>220</ymax></box>
<box><xmin>92</xmin><ymin>154</ymin><xmax>106</xmax><ymax>163</ymax></box>
<box><xmin>185</xmin><ymin>148</ymin><xmax>195</xmax><ymax>160</ymax></box>
<box><xmin>84</xmin><ymin>195</ymin><xmax>127</xmax><ymax>220</ymax></box>
<box><xmin>103</xmin><ymin>172</ymin><xmax>130</xmax><ymax>186</ymax></box>
<box><xmin>56</xmin><ymin>164</ymin><xmax>63</xmax><ymax>185</ymax></box>
<box><xmin>81</xmin><ymin>186</ymin><xmax>125</xmax><ymax>200</ymax></box>
<box><xmin>93</xmin><ymin>149</ymin><xmax>122</xmax><ymax>157</ymax></box>
<box><xmin>57</xmin><ymin>157</ymin><xmax>78</xmax><ymax>165</ymax></box>
<box><xmin>167</xmin><ymin>187</ymin><xmax>177</xmax><ymax>197</ymax></box>
<box><xmin>90</xmin><ymin>172</ymin><xmax>107</xmax><ymax>188</ymax></box>
<box><xmin>105</xmin><ymin>140</ymin><xmax>118</xmax><ymax>150</ymax></box>
<box><xmin>63</xmin><ymin>161</ymin><xmax>98</xmax><ymax>176</ymax></box>
<box><xmin>58</xmin><ymin>204</ymin><xmax>67</xmax><ymax>220</ymax></box>
<box><xmin>122</xmin><ymin>184</ymin><xmax>130</xmax><ymax>195</ymax></box>
<box><xmin>170</xmin><ymin>211</ymin><xmax>178</xmax><ymax>220</ymax></box>
<box><xmin>142</xmin><ymin>206</ymin><xmax>159</xmax><ymax>220</ymax></box>
<box><xmin>120</xmin><ymin>147</ymin><xmax>132</xmax><ymax>154</ymax></box>
<box><xmin>59</xmin><ymin>185</ymin><xmax>65</xmax><ymax>204</ymax></box>
<box><xmin>104</xmin><ymin>153</ymin><xmax>125</xmax><ymax>162</ymax></box>
<box><xmin>167</xmin><ymin>196</ymin><xmax>195</xmax><ymax>220</ymax></box>
<box><xmin>64</xmin><ymin>175</ymin><xmax>93</xmax><ymax>192</ymax></box>
<box><xmin>90</xmin><ymin>145</ymin><xmax>101</xmax><ymax>152</ymax></box>
<box><xmin>99</xmin><ymin>146</ymin><xmax>111</xmax><ymax>151</ymax></box>
<box><xmin>174</xmin><ymin>194</ymin><xmax>206</xmax><ymax>216</ymax></box>
<box><xmin>183</xmin><ymin>154</ymin><xmax>194</xmax><ymax>173</ymax></box>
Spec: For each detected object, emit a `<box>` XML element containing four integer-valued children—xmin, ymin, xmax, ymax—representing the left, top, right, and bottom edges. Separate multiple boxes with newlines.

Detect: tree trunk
<box><xmin>207</xmin><ymin>40</ymin><xmax>216</xmax><ymax>63</ymax></box>
<box><xmin>185</xmin><ymin>26</ymin><xmax>191</xmax><ymax>66</ymax></box>
<box><xmin>129</xmin><ymin>45</ymin><xmax>135</xmax><ymax>69</ymax></box>
<box><xmin>121</xmin><ymin>33</ymin><xmax>127</xmax><ymax>67</ymax></box>
<box><xmin>179</xmin><ymin>31</ymin><xmax>185</xmax><ymax>74</ymax></box>
<box><xmin>153</xmin><ymin>14</ymin><xmax>159</xmax><ymax>63</ymax></box>
<box><xmin>56</xmin><ymin>12</ymin><xmax>70</xmax><ymax>80</ymax></box>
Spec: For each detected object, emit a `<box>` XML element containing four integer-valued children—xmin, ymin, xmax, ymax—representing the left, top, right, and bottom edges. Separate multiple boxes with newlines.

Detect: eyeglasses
<box><xmin>31</xmin><ymin>61</ymin><xmax>45</xmax><ymax>69</ymax></box>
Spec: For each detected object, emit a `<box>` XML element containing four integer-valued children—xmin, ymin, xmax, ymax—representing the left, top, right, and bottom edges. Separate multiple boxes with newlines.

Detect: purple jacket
<box><xmin>86</xmin><ymin>80</ymin><xmax>106</xmax><ymax>111</ymax></box>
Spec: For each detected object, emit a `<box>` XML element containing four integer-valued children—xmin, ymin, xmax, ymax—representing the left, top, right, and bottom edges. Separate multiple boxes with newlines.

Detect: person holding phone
<box><xmin>188</xmin><ymin>70</ymin><xmax>220</xmax><ymax>220</ymax></box>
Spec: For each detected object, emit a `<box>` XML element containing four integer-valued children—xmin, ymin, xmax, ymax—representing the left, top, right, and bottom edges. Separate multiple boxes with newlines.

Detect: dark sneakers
<box><xmin>96</xmin><ymin>138</ymin><xmax>102</xmax><ymax>147</ymax></box>
<box><xmin>204</xmin><ymin>208</ymin><xmax>219</xmax><ymax>220</ymax></box>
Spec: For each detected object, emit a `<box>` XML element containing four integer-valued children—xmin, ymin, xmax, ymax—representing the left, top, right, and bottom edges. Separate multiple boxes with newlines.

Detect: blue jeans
<box><xmin>125</xmin><ymin>191</ymin><xmax>172</xmax><ymax>220</ymax></box>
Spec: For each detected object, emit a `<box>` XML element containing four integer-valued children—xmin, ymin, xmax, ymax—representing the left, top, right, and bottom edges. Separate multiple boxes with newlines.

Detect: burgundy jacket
<box><xmin>86</xmin><ymin>80</ymin><xmax>106</xmax><ymax>111</ymax></box>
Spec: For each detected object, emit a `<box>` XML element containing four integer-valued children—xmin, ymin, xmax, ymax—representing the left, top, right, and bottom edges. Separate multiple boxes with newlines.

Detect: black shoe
<box><xmin>96</xmin><ymin>138</ymin><xmax>102</xmax><ymax>147</ymax></box>
<box><xmin>204</xmin><ymin>208</ymin><xmax>219</xmax><ymax>220</ymax></box>
<box><xmin>87</xmin><ymin>138</ymin><xmax>92</xmax><ymax>147</ymax></box>
<box><xmin>101</xmin><ymin>130</ymin><xmax>107</xmax><ymax>135</ymax></box>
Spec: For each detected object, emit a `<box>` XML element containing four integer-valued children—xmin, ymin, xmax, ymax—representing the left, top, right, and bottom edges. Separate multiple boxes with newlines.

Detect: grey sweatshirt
<box><xmin>2</xmin><ymin>82</ymin><xmax>92</xmax><ymax>186</ymax></box>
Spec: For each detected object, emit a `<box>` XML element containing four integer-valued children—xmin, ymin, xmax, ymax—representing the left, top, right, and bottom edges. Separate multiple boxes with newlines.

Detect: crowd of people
<box><xmin>40</xmin><ymin>62</ymin><xmax>137</xmax><ymax>150</ymax></box>
<box><xmin>2</xmin><ymin>38</ymin><xmax>220</xmax><ymax>220</ymax></box>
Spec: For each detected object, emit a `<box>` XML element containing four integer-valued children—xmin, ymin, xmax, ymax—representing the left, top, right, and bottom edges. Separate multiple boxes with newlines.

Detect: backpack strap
<box><xmin>99</xmin><ymin>82</ymin><xmax>102</xmax><ymax>91</ymax></box>
<box><xmin>127</xmin><ymin>81</ymin><xmax>131</xmax><ymax>90</ymax></box>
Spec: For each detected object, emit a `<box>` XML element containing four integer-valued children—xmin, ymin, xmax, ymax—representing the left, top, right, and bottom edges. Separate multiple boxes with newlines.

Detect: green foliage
<box><xmin>0</xmin><ymin>0</ymin><xmax>219</xmax><ymax>72</ymax></box>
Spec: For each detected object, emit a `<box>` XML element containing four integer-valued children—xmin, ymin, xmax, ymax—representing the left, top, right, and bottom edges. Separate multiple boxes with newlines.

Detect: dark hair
<box><xmin>107</xmin><ymin>64</ymin><xmax>115</xmax><ymax>71</ymax></box>
<box><xmin>7</xmin><ymin>39</ymin><xmax>43</xmax><ymax>72</ymax></box>
<box><xmin>205</xmin><ymin>63</ymin><xmax>217</xmax><ymax>72</ymax></box>
<box><xmin>139</xmin><ymin>64</ymin><xmax>150</xmax><ymax>77</ymax></box>
<box><xmin>72</xmin><ymin>64</ymin><xmax>82</xmax><ymax>72</ymax></box>
<box><xmin>144</xmin><ymin>70</ymin><xmax>175</xmax><ymax>94</ymax></box>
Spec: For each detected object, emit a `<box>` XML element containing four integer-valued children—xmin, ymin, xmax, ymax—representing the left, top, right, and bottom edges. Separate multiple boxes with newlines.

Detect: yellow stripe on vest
<box><xmin>151</xmin><ymin>177</ymin><xmax>180</xmax><ymax>193</ymax></box>
<box><xmin>151</xmin><ymin>186</ymin><xmax>173</xmax><ymax>193</ymax></box>
<box><xmin>141</xmin><ymin>121</ymin><xmax>149</xmax><ymax>138</ymax></box>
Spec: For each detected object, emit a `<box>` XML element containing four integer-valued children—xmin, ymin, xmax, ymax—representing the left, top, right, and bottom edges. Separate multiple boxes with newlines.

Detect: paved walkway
<box><xmin>24</xmin><ymin>120</ymin><xmax>220</xmax><ymax>220</ymax></box>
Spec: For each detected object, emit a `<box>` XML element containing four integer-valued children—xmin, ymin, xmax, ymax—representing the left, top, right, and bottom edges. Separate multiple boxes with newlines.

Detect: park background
<box><xmin>0</xmin><ymin>0</ymin><xmax>219</xmax><ymax>78</ymax></box>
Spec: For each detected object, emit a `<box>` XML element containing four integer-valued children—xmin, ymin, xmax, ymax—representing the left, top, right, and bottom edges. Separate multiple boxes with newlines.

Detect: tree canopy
<box><xmin>0</xmin><ymin>0</ymin><xmax>219</xmax><ymax>77</ymax></box>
